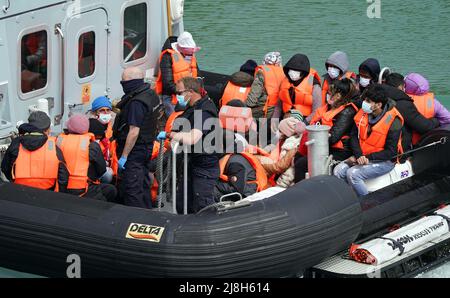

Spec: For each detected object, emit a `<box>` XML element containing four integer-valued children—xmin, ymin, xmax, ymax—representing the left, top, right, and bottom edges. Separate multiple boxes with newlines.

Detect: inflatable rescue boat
<box><xmin>0</xmin><ymin>123</ymin><xmax>450</xmax><ymax>278</ymax></box>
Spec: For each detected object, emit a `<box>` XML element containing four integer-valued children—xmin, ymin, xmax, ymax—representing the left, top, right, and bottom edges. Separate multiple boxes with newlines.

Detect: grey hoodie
<box><xmin>325</xmin><ymin>51</ymin><xmax>350</xmax><ymax>75</ymax></box>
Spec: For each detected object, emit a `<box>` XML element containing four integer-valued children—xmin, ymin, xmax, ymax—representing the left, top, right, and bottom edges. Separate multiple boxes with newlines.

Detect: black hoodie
<box><xmin>1</xmin><ymin>126</ymin><xmax>69</xmax><ymax>192</ymax></box>
<box><xmin>159</xmin><ymin>36</ymin><xmax>200</xmax><ymax>96</ymax></box>
<box><xmin>283</xmin><ymin>54</ymin><xmax>320</xmax><ymax>86</ymax></box>
<box><xmin>381</xmin><ymin>84</ymin><xmax>440</xmax><ymax>150</ymax></box>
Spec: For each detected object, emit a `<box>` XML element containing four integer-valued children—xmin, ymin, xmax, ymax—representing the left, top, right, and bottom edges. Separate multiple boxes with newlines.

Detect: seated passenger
<box><xmin>334</xmin><ymin>84</ymin><xmax>404</xmax><ymax>196</ymax></box>
<box><xmin>382</xmin><ymin>73</ymin><xmax>439</xmax><ymax>150</ymax></box>
<box><xmin>294</xmin><ymin>78</ymin><xmax>358</xmax><ymax>182</ymax></box>
<box><xmin>57</xmin><ymin>114</ymin><xmax>117</xmax><ymax>202</ymax></box>
<box><xmin>220</xmin><ymin>60</ymin><xmax>257</xmax><ymax>107</ymax></box>
<box><xmin>246</xmin><ymin>52</ymin><xmax>284</xmax><ymax>119</ymax></box>
<box><xmin>1</xmin><ymin>111</ymin><xmax>69</xmax><ymax>192</ymax></box>
<box><xmin>214</xmin><ymin>100</ymin><xmax>268</xmax><ymax>201</ymax></box>
<box><xmin>404</xmin><ymin>73</ymin><xmax>450</xmax><ymax>128</ymax></box>
<box><xmin>321</xmin><ymin>51</ymin><xmax>357</xmax><ymax>103</ymax></box>
<box><xmin>356</xmin><ymin>58</ymin><xmax>381</xmax><ymax>103</ymax></box>
<box><xmin>89</xmin><ymin>96</ymin><xmax>115</xmax><ymax>138</ymax></box>
<box><xmin>276</xmin><ymin>53</ymin><xmax>322</xmax><ymax>124</ymax></box>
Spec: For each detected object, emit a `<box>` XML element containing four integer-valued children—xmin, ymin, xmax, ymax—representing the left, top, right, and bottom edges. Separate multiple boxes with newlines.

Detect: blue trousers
<box><xmin>334</xmin><ymin>160</ymin><xmax>395</xmax><ymax>196</ymax></box>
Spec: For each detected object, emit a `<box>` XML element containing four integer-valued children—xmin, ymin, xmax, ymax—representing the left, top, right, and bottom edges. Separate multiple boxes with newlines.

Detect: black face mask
<box><xmin>120</xmin><ymin>79</ymin><xmax>145</xmax><ymax>94</ymax></box>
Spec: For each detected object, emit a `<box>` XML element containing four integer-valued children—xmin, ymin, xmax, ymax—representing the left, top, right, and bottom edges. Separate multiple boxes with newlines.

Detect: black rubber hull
<box><xmin>0</xmin><ymin>176</ymin><xmax>361</xmax><ymax>278</ymax></box>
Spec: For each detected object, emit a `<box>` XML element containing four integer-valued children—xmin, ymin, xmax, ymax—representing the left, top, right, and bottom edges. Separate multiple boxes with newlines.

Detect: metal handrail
<box><xmin>54</xmin><ymin>24</ymin><xmax>65</xmax><ymax>125</ymax></box>
<box><xmin>172</xmin><ymin>142</ymin><xmax>189</xmax><ymax>215</ymax></box>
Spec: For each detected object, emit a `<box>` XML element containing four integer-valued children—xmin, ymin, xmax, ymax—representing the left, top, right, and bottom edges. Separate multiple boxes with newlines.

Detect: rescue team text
<box><xmin>178</xmin><ymin>282</ymin><xmax>270</xmax><ymax>295</ymax></box>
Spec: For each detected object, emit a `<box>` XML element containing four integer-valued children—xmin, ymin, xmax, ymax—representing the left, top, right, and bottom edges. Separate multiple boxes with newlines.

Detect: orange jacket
<box><xmin>219</xmin><ymin>105</ymin><xmax>255</xmax><ymax>133</ymax></box>
<box><xmin>254</xmin><ymin>65</ymin><xmax>285</xmax><ymax>116</ymax></box>
<box><xmin>279</xmin><ymin>68</ymin><xmax>321</xmax><ymax>116</ymax></box>
<box><xmin>219</xmin><ymin>152</ymin><xmax>269</xmax><ymax>192</ymax></box>
<box><xmin>321</xmin><ymin>71</ymin><xmax>356</xmax><ymax>104</ymax></box>
<box><xmin>155</xmin><ymin>49</ymin><xmax>198</xmax><ymax>104</ymax></box>
<box><xmin>220</xmin><ymin>82</ymin><xmax>251</xmax><ymax>107</ymax></box>
<box><xmin>354</xmin><ymin>108</ymin><xmax>404</xmax><ymax>156</ymax></box>
<box><xmin>410</xmin><ymin>92</ymin><xmax>435</xmax><ymax>145</ymax></box>
<box><xmin>310</xmin><ymin>102</ymin><xmax>357</xmax><ymax>150</ymax></box>
<box><xmin>57</xmin><ymin>133</ymin><xmax>97</xmax><ymax>193</ymax></box>
<box><xmin>13</xmin><ymin>137</ymin><xmax>60</xmax><ymax>191</ymax></box>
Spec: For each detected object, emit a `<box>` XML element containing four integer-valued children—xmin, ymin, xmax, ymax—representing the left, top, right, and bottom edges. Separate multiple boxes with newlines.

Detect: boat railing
<box><xmin>171</xmin><ymin>141</ymin><xmax>189</xmax><ymax>215</ymax></box>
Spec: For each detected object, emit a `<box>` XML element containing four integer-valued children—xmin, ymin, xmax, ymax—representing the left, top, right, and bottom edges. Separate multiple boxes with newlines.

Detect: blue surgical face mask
<box><xmin>177</xmin><ymin>95</ymin><xmax>190</xmax><ymax>108</ymax></box>
<box><xmin>362</xmin><ymin>101</ymin><xmax>374</xmax><ymax>114</ymax></box>
<box><xmin>327</xmin><ymin>67</ymin><xmax>340</xmax><ymax>79</ymax></box>
<box><xmin>359</xmin><ymin>77</ymin><xmax>371</xmax><ymax>88</ymax></box>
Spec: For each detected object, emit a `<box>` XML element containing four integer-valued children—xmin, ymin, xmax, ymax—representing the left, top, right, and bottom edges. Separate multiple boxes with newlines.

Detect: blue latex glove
<box><xmin>156</xmin><ymin>131</ymin><xmax>167</xmax><ymax>141</ymax></box>
<box><xmin>118</xmin><ymin>157</ymin><xmax>127</xmax><ymax>171</ymax></box>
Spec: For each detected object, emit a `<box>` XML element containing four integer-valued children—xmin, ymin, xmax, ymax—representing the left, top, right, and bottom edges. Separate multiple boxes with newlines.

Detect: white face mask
<box><xmin>288</xmin><ymin>70</ymin><xmax>302</xmax><ymax>81</ymax></box>
<box><xmin>98</xmin><ymin>113</ymin><xmax>112</xmax><ymax>124</ymax></box>
<box><xmin>359</xmin><ymin>77</ymin><xmax>371</xmax><ymax>88</ymax></box>
<box><xmin>327</xmin><ymin>67</ymin><xmax>340</xmax><ymax>79</ymax></box>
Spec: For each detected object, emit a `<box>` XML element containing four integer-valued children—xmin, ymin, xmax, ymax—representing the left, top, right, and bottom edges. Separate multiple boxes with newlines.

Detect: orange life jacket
<box><xmin>321</xmin><ymin>71</ymin><xmax>356</xmax><ymax>104</ymax></box>
<box><xmin>220</xmin><ymin>82</ymin><xmax>251</xmax><ymax>107</ymax></box>
<box><xmin>219</xmin><ymin>152</ymin><xmax>269</xmax><ymax>192</ymax></box>
<box><xmin>354</xmin><ymin>108</ymin><xmax>404</xmax><ymax>156</ymax></box>
<box><xmin>57</xmin><ymin>133</ymin><xmax>97</xmax><ymax>193</ymax></box>
<box><xmin>219</xmin><ymin>105</ymin><xmax>255</xmax><ymax>133</ymax></box>
<box><xmin>409</xmin><ymin>92</ymin><xmax>435</xmax><ymax>145</ymax></box>
<box><xmin>254</xmin><ymin>65</ymin><xmax>285</xmax><ymax>116</ymax></box>
<box><xmin>279</xmin><ymin>68</ymin><xmax>322</xmax><ymax>116</ymax></box>
<box><xmin>165</xmin><ymin>111</ymin><xmax>184</xmax><ymax>134</ymax></box>
<box><xmin>109</xmin><ymin>140</ymin><xmax>118</xmax><ymax>178</ymax></box>
<box><xmin>310</xmin><ymin>103</ymin><xmax>357</xmax><ymax>150</ymax></box>
<box><xmin>13</xmin><ymin>137</ymin><xmax>60</xmax><ymax>191</ymax></box>
<box><xmin>155</xmin><ymin>49</ymin><xmax>198</xmax><ymax>104</ymax></box>
<box><xmin>105</xmin><ymin>122</ymin><xmax>113</xmax><ymax>139</ymax></box>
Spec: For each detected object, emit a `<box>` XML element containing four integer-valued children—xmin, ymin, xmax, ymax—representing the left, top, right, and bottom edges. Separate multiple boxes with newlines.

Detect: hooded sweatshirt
<box><xmin>326</xmin><ymin>51</ymin><xmax>350</xmax><ymax>76</ymax></box>
<box><xmin>381</xmin><ymin>84</ymin><xmax>440</xmax><ymax>150</ymax></box>
<box><xmin>1</xmin><ymin>126</ymin><xmax>69</xmax><ymax>192</ymax></box>
<box><xmin>358</xmin><ymin>58</ymin><xmax>380</xmax><ymax>85</ymax></box>
<box><xmin>281</xmin><ymin>54</ymin><xmax>322</xmax><ymax>122</ymax></box>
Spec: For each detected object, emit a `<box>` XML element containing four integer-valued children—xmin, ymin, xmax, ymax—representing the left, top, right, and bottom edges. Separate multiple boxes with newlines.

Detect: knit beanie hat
<box><xmin>66</xmin><ymin>114</ymin><xmax>89</xmax><ymax>135</ymax></box>
<box><xmin>92</xmin><ymin>96</ymin><xmax>112</xmax><ymax>112</ymax></box>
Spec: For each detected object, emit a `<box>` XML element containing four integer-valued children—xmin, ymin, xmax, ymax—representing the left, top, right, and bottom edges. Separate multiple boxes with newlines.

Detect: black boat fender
<box><xmin>0</xmin><ymin>175</ymin><xmax>362</xmax><ymax>278</ymax></box>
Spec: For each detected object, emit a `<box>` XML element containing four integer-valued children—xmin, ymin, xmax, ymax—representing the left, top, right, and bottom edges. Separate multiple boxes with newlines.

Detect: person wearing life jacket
<box><xmin>214</xmin><ymin>100</ymin><xmax>268</xmax><ymax>201</ymax></box>
<box><xmin>1</xmin><ymin>111</ymin><xmax>69</xmax><ymax>192</ymax></box>
<box><xmin>89</xmin><ymin>118</ymin><xmax>115</xmax><ymax>184</ymax></box>
<box><xmin>382</xmin><ymin>72</ymin><xmax>440</xmax><ymax>151</ymax></box>
<box><xmin>334</xmin><ymin>84</ymin><xmax>404</xmax><ymax>197</ymax></box>
<box><xmin>277</xmin><ymin>53</ymin><xmax>322</xmax><ymax>124</ymax></box>
<box><xmin>220</xmin><ymin>60</ymin><xmax>257</xmax><ymax>107</ymax></box>
<box><xmin>155</xmin><ymin>32</ymin><xmax>200</xmax><ymax>117</ymax></box>
<box><xmin>114</xmin><ymin>67</ymin><xmax>161</xmax><ymax>209</ymax></box>
<box><xmin>89</xmin><ymin>96</ymin><xmax>115</xmax><ymax>139</ymax></box>
<box><xmin>294</xmin><ymin>79</ymin><xmax>358</xmax><ymax>182</ymax></box>
<box><xmin>246</xmin><ymin>52</ymin><xmax>285</xmax><ymax>120</ymax></box>
<box><xmin>356</xmin><ymin>58</ymin><xmax>381</xmax><ymax>101</ymax></box>
<box><xmin>403</xmin><ymin>73</ymin><xmax>450</xmax><ymax>144</ymax></box>
<box><xmin>321</xmin><ymin>51</ymin><xmax>357</xmax><ymax>104</ymax></box>
<box><xmin>58</xmin><ymin>114</ymin><xmax>117</xmax><ymax>202</ymax></box>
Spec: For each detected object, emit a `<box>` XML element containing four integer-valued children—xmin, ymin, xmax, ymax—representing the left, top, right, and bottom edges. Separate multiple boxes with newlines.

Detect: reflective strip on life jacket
<box><xmin>310</xmin><ymin>102</ymin><xmax>357</xmax><ymax>150</ymax></box>
<box><xmin>155</xmin><ymin>49</ymin><xmax>198</xmax><ymax>104</ymax></box>
<box><xmin>254</xmin><ymin>65</ymin><xmax>285</xmax><ymax>116</ymax></box>
<box><xmin>279</xmin><ymin>68</ymin><xmax>322</xmax><ymax>116</ymax></box>
<box><xmin>410</xmin><ymin>92</ymin><xmax>435</xmax><ymax>145</ymax></box>
<box><xmin>220</xmin><ymin>82</ymin><xmax>251</xmax><ymax>107</ymax></box>
<box><xmin>219</xmin><ymin>105</ymin><xmax>255</xmax><ymax>133</ymax></box>
<box><xmin>57</xmin><ymin>133</ymin><xmax>96</xmax><ymax>193</ymax></box>
<box><xmin>219</xmin><ymin>152</ymin><xmax>269</xmax><ymax>192</ymax></box>
<box><xmin>13</xmin><ymin>137</ymin><xmax>60</xmax><ymax>191</ymax></box>
<box><xmin>321</xmin><ymin>71</ymin><xmax>356</xmax><ymax>104</ymax></box>
<box><xmin>354</xmin><ymin>107</ymin><xmax>404</xmax><ymax>156</ymax></box>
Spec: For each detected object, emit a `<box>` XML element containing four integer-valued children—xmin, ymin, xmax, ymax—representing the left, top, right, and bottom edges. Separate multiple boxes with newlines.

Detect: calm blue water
<box><xmin>2</xmin><ymin>0</ymin><xmax>450</xmax><ymax>278</ymax></box>
<box><xmin>184</xmin><ymin>0</ymin><xmax>450</xmax><ymax>104</ymax></box>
